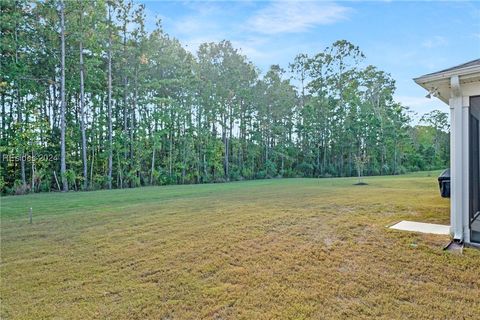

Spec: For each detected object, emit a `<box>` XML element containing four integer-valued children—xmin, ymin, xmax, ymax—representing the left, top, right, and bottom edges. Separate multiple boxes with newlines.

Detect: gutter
<box><xmin>414</xmin><ymin>65</ymin><xmax>480</xmax><ymax>85</ymax></box>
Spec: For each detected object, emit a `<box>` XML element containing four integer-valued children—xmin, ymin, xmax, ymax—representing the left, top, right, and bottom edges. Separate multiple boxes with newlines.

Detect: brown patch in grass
<box><xmin>1</xmin><ymin>173</ymin><xmax>479</xmax><ymax>319</ymax></box>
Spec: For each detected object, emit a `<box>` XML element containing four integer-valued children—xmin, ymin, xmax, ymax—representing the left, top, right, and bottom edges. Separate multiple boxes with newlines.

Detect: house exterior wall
<box><xmin>414</xmin><ymin>62</ymin><xmax>480</xmax><ymax>245</ymax></box>
<box><xmin>450</xmin><ymin>78</ymin><xmax>480</xmax><ymax>244</ymax></box>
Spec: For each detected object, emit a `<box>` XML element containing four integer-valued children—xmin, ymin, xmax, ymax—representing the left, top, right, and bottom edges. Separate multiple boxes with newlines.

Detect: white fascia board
<box><xmin>414</xmin><ymin>65</ymin><xmax>480</xmax><ymax>85</ymax></box>
<box><xmin>414</xmin><ymin>67</ymin><xmax>480</xmax><ymax>104</ymax></box>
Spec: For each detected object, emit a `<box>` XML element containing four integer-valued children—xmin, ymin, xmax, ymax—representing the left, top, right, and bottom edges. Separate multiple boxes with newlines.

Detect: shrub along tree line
<box><xmin>1</xmin><ymin>0</ymin><xmax>449</xmax><ymax>194</ymax></box>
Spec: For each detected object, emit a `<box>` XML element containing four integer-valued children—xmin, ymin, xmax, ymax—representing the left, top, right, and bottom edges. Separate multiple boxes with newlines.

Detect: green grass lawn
<box><xmin>1</xmin><ymin>172</ymin><xmax>479</xmax><ymax>319</ymax></box>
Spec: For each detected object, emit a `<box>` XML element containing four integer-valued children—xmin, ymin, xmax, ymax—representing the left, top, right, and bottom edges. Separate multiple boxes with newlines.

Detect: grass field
<box><xmin>1</xmin><ymin>172</ymin><xmax>479</xmax><ymax>319</ymax></box>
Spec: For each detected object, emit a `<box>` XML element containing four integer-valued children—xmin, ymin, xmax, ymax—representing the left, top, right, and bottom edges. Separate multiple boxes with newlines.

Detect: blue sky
<box><xmin>140</xmin><ymin>0</ymin><xmax>480</xmax><ymax>119</ymax></box>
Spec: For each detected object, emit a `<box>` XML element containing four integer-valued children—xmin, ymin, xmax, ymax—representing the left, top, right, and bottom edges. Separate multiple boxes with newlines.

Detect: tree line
<box><xmin>1</xmin><ymin>0</ymin><xmax>450</xmax><ymax>195</ymax></box>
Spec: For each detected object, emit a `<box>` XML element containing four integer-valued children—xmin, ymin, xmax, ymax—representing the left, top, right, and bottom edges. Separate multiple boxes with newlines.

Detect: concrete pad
<box><xmin>389</xmin><ymin>220</ymin><xmax>450</xmax><ymax>235</ymax></box>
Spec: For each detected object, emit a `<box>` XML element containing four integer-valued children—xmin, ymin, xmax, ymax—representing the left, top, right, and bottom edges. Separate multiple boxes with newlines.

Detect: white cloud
<box><xmin>172</xmin><ymin>16</ymin><xmax>217</xmax><ymax>35</ymax></box>
<box><xmin>231</xmin><ymin>38</ymin><xmax>270</xmax><ymax>60</ymax></box>
<box><xmin>169</xmin><ymin>13</ymin><xmax>225</xmax><ymax>54</ymax></box>
<box><xmin>422</xmin><ymin>35</ymin><xmax>448</xmax><ymax>48</ymax></box>
<box><xmin>247</xmin><ymin>1</ymin><xmax>351</xmax><ymax>34</ymax></box>
<box><xmin>147</xmin><ymin>1</ymin><xmax>349</xmax><ymax>74</ymax></box>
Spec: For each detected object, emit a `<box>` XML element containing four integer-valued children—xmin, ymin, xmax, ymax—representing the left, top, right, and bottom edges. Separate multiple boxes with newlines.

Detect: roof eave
<box><xmin>414</xmin><ymin>64</ymin><xmax>480</xmax><ymax>104</ymax></box>
<box><xmin>413</xmin><ymin>78</ymin><xmax>449</xmax><ymax>104</ymax></box>
<box><xmin>414</xmin><ymin>65</ymin><xmax>480</xmax><ymax>85</ymax></box>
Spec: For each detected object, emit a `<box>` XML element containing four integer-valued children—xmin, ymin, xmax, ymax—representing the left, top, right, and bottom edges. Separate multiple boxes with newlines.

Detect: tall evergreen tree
<box><xmin>0</xmin><ymin>0</ymin><xmax>450</xmax><ymax>195</ymax></box>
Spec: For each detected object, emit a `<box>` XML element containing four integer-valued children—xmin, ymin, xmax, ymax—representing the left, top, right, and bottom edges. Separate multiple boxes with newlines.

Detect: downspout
<box><xmin>450</xmin><ymin>75</ymin><xmax>467</xmax><ymax>242</ymax></box>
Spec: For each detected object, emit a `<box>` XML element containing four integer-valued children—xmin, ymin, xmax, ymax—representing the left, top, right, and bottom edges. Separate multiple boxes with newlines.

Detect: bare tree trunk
<box><xmin>17</xmin><ymin>94</ymin><xmax>26</xmax><ymax>187</ymax></box>
<box><xmin>182</xmin><ymin>140</ymin><xmax>186</xmax><ymax>184</ymax></box>
<box><xmin>222</xmin><ymin>113</ymin><xmax>229</xmax><ymax>180</ymax></box>
<box><xmin>169</xmin><ymin>131</ymin><xmax>173</xmax><ymax>177</ymax></box>
<box><xmin>225</xmin><ymin>135</ymin><xmax>229</xmax><ymax>180</ymax></box>
<box><xmin>117</xmin><ymin>151</ymin><xmax>123</xmax><ymax>188</ymax></box>
<box><xmin>90</xmin><ymin>147</ymin><xmax>95</xmax><ymax>188</ymax></box>
<box><xmin>60</xmin><ymin>0</ymin><xmax>68</xmax><ymax>192</ymax></box>
<box><xmin>54</xmin><ymin>171</ymin><xmax>61</xmax><ymax>191</ymax></box>
<box><xmin>31</xmin><ymin>149</ymin><xmax>35</xmax><ymax>191</ymax></box>
<box><xmin>150</xmin><ymin>145</ymin><xmax>155</xmax><ymax>185</ymax></box>
<box><xmin>0</xmin><ymin>93</ymin><xmax>5</xmax><ymax>178</ymax></box>
<box><xmin>79</xmin><ymin>35</ymin><xmax>88</xmax><ymax>190</ymax></box>
<box><xmin>14</xmin><ymin>8</ymin><xmax>26</xmax><ymax>188</ymax></box>
<box><xmin>122</xmin><ymin>8</ymin><xmax>128</xmax><ymax>166</ymax></box>
<box><xmin>107</xmin><ymin>5</ymin><xmax>113</xmax><ymax>189</ymax></box>
<box><xmin>227</xmin><ymin>108</ymin><xmax>233</xmax><ymax>181</ymax></box>
<box><xmin>1</xmin><ymin>94</ymin><xmax>5</xmax><ymax>141</ymax></box>
<box><xmin>129</xmin><ymin>69</ymin><xmax>137</xmax><ymax>186</ymax></box>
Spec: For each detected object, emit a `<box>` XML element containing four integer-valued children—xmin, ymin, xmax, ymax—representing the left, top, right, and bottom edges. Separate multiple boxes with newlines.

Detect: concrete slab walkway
<box><xmin>389</xmin><ymin>220</ymin><xmax>450</xmax><ymax>235</ymax></box>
